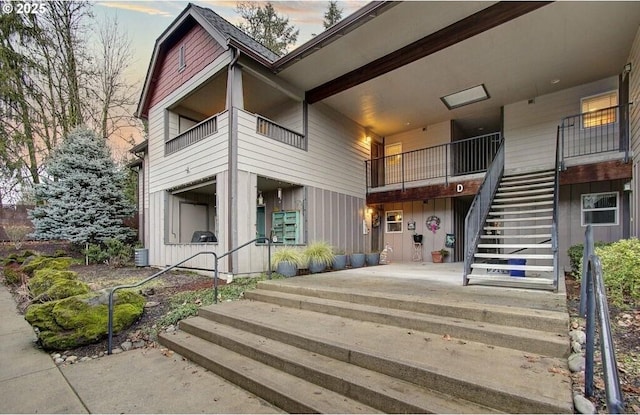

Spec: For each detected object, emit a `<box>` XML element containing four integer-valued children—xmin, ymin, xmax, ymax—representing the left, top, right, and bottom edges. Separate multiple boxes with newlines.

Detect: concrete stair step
<box><xmin>255</xmin><ymin>280</ymin><xmax>568</xmax><ymax>333</ymax></box>
<box><xmin>480</xmin><ymin>234</ymin><xmax>552</xmax><ymax>239</ymax></box>
<box><xmin>472</xmin><ymin>263</ymin><xmax>555</xmax><ymax>272</ymax></box>
<box><xmin>488</xmin><ymin>208</ymin><xmax>553</xmax><ymax>216</ymax></box>
<box><xmin>474</xmin><ymin>253</ymin><xmax>554</xmax><ymax>260</ymax></box>
<box><xmin>175</xmin><ymin>317</ymin><xmax>498</xmax><ymax>414</ymax></box>
<box><xmin>491</xmin><ymin>200</ymin><xmax>553</xmax><ymax>209</ymax></box>
<box><xmin>244</xmin><ymin>289</ymin><xmax>568</xmax><ymax>357</ymax></box>
<box><xmin>159</xmin><ymin>330</ymin><xmax>380</xmax><ymax>414</ymax></box>
<box><xmin>466</xmin><ymin>274</ymin><xmax>557</xmax><ymax>290</ymax></box>
<box><xmin>498</xmin><ymin>181</ymin><xmax>555</xmax><ymax>192</ymax></box>
<box><xmin>192</xmin><ymin>301</ymin><xmax>572</xmax><ymax>414</ymax></box>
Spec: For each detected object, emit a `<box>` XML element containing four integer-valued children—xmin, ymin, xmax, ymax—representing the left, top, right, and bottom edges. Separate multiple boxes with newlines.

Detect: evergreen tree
<box><xmin>323</xmin><ymin>1</ymin><xmax>343</xmax><ymax>29</ymax></box>
<box><xmin>29</xmin><ymin>127</ymin><xmax>135</xmax><ymax>245</ymax></box>
<box><xmin>236</xmin><ymin>2</ymin><xmax>299</xmax><ymax>56</ymax></box>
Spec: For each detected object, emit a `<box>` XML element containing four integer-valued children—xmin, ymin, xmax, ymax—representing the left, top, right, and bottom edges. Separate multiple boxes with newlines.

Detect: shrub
<box><xmin>4</xmin><ymin>225</ymin><xmax>31</xmax><ymax>249</ymax></box>
<box><xmin>21</xmin><ymin>256</ymin><xmax>73</xmax><ymax>276</ymax></box>
<box><xmin>83</xmin><ymin>239</ymin><xmax>132</xmax><ymax>266</ymax></box>
<box><xmin>594</xmin><ymin>238</ymin><xmax>640</xmax><ymax>307</ymax></box>
<box><xmin>567</xmin><ymin>241</ymin><xmax>613</xmax><ymax>278</ymax></box>
<box><xmin>3</xmin><ymin>267</ymin><xmax>23</xmax><ymax>285</ymax></box>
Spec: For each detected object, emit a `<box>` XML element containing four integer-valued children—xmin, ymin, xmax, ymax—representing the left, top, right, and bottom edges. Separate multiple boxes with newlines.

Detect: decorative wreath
<box><xmin>426</xmin><ymin>215</ymin><xmax>441</xmax><ymax>234</ymax></box>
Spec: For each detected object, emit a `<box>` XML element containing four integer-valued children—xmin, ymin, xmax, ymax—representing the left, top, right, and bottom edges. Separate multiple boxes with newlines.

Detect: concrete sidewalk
<box><xmin>0</xmin><ymin>283</ymin><xmax>281</xmax><ymax>414</ymax></box>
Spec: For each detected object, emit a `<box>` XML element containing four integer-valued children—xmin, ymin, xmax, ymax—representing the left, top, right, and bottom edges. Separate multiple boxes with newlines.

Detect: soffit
<box><xmin>277</xmin><ymin>1</ymin><xmax>640</xmax><ymax>137</ymax></box>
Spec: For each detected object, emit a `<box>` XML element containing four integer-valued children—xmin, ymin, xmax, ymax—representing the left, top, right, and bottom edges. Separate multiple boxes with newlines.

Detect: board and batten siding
<box><xmin>557</xmin><ymin>180</ymin><xmax>626</xmax><ymax>270</ymax></box>
<box><xmin>503</xmin><ymin>77</ymin><xmax>619</xmax><ymax>173</ymax></box>
<box><xmin>382</xmin><ymin>199</ymin><xmax>453</xmax><ymax>262</ymax></box>
<box><xmin>237</xmin><ymin>102</ymin><xmax>369</xmax><ymax>197</ymax></box>
<box><xmin>628</xmin><ymin>25</ymin><xmax>640</xmax><ymax>238</ymax></box>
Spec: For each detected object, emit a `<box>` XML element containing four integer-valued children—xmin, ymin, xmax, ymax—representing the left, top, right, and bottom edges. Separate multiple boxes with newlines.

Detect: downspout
<box><xmin>227</xmin><ymin>46</ymin><xmax>241</xmax><ymax>275</ymax></box>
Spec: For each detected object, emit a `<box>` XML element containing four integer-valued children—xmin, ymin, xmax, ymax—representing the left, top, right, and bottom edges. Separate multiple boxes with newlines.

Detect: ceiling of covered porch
<box><xmin>274</xmin><ymin>1</ymin><xmax>640</xmax><ymax>138</ymax></box>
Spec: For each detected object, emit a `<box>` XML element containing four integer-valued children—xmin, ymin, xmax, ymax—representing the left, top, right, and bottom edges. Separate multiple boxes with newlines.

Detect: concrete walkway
<box><xmin>0</xmin><ymin>282</ymin><xmax>281</xmax><ymax>414</ymax></box>
<box><xmin>0</xmin><ymin>262</ymin><xmax>567</xmax><ymax>413</ymax></box>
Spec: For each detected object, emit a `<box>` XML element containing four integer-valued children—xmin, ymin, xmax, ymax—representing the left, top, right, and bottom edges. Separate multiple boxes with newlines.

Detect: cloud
<box><xmin>96</xmin><ymin>2</ymin><xmax>174</xmax><ymax>17</ymax></box>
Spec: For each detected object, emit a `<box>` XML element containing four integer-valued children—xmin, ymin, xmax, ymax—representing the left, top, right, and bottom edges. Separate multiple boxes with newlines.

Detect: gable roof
<box><xmin>136</xmin><ymin>3</ymin><xmax>280</xmax><ymax>119</ymax></box>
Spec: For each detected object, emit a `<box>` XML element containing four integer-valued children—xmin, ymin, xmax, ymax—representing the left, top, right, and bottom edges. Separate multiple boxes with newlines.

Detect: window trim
<box><xmin>580</xmin><ymin>191</ymin><xmax>619</xmax><ymax>227</ymax></box>
<box><xmin>385</xmin><ymin>210</ymin><xmax>403</xmax><ymax>234</ymax></box>
<box><xmin>580</xmin><ymin>90</ymin><xmax>618</xmax><ymax>129</ymax></box>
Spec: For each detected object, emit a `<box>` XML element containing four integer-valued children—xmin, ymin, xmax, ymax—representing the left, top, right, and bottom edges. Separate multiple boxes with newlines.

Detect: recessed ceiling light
<box><xmin>441</xmin><ymin>84</ymin><xmax>490</xmax><ymax>110</ymax></box>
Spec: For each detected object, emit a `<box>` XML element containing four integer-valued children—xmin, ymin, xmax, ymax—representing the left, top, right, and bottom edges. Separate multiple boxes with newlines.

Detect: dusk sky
<box><xmin>93</xmin><ymin>1</ymin><xmax>366</xmax><ymax>86</ymax></box>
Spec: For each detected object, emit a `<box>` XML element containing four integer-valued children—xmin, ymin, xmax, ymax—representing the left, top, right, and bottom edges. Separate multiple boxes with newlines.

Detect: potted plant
<box><xmin>349</xmin><ymin>252</ymin><xmax>366</xmax><ymax>268</ymax></box>
<box><xmin>303</xmin><ymin>241</ymin><xmax>335</xmax><ymax>274</ymax></box>
<box><xmin>332</xmin><ymin>248</ymin><xmax>347</xmax><ymax>270</ymax></box>
<box><xmin>431</xmin><ymin>248</ymin><xmax>450</xmax><ymax>263</ymax></box>
<box><xmin>412</xmin><ymin>234</ymin><xmax>423</xmax><ymax>244</ymax></box>
<box><xmin>271</xmin><ymin>246</ymin><xmax>303</xmax><ymax>277</ymax></box>
<box><xmin>365</xmin><ymin>251</ymin><xmax>380</xmax><ymax>266</ymax></box>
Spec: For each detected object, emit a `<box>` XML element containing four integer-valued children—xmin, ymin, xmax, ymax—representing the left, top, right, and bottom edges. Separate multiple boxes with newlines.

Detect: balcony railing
<box><xmin>256</xmin><ymin>116</ymin><xmax>306</xmax><ymax>150</ymax></box>
<box><xmin>559</xmin><ymin>104</ymin><xmax>630</xmax><ymax>168</ymax></box>
<box><xmin>165</xmin><ymin>114</ymin><xmax>218</xmax><ymax>155</ymax></box>
<box><xmin>366</xmin><ymin>133</ymin><xmax>501</xmax><ymax>191</ymax></box>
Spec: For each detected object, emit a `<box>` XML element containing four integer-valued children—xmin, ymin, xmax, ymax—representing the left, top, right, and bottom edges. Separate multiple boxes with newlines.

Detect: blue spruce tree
<box><xmin>30</xmin><ymin>128</ymin><xmax>135</xmax><ymax>245</ymax></box>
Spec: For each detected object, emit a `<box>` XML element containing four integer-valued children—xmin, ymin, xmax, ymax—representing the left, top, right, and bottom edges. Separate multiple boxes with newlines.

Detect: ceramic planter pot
<box><xmin>431</xmin><ymin>251</ymin><xmax>443</xmax><ymax>263</ymax></box>
<box><xmin>308</xmin><ymin>260</ymin><xmax>326</xmax><ymax>274</ymax></box>
<box><xmin>365</xmin><ymin>253</ymin><xmax>380</xmax><ymax>266</ymax></box>
<box><xmin>276</xmin><ymin>261</ymin><xmax>298</xmax><ymax>277</ymax></box>
<box><xmin>349</xmin><ymin>253</ymin><xmax>365</xmax><ymax>268</ymax></box>
<box><xmin>332</xmin><ymin>254</ymin><xmax>347</xmax><ymax>270</ymax></box>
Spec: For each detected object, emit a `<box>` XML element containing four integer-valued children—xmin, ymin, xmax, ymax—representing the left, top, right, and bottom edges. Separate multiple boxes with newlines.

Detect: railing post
<box><xmin>445</xmin><ymin>144</ymin><xmax>449</xmax><ymax>186</ymax></box>
<box><xmin>585</xmin><ymin>256</ymin><xmax>596</xmax><ymax>397</ymax></box>
<box><xmin>267</xmin><ymin>237</ymin><xmax>272</xmax><ymax>280</ymax></box>
<box><xmin>214</xmin><ymin>255</ymin><xmax>219</xmax><ymax>304</ymax></box>
<box><xmin>580</xmin><ymin>226</ymin><xmax>593</xmax><ymax>316</ymax></box>
<box><xmin>401</xmin><ymin>154</ymin><xmax>405</xmax><ymax>191</ymax></box>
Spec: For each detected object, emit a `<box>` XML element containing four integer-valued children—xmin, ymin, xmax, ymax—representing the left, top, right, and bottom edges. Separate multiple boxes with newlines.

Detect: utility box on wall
<box><xmin>272</xmin><ymin>210</ymin><xmax>300</xmax><ymax>244</ymax></box>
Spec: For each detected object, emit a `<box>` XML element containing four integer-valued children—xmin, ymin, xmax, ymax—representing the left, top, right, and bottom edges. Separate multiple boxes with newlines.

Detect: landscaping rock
<box><xmin>573</xmin><ymin>393</ymin><xmax>596</xmax><ymax>414</ymax></box>
<box><xmin>571</xmin><ymin>341</ymin><xmax>582</xmax><ymax>353</ymax></box>
<box><xmin>24</xmin><ymin>290</ymin><xmax>145</xmax><ymax>350</ymax></box>
<box><xmin>29</xmin><ymin>269</ymin><xmax>90</xmax><ymax>302</ymax></box>
<box><xmin>121</xmin><ymin>341</ymin><xmax>133</xmax><ymax>351</ymax></box>
<box><xmin>568</xmin><ymin>353</ymin><xmax>586</xmax><ymax>372</ymax></box>
<box><xmin>570</xmin><ymin>329</ymin><xmax>586</xmax><ymax>344</ymax></box>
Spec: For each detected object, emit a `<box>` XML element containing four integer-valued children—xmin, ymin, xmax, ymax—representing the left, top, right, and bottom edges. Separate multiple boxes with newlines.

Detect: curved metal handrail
<box><xmin>107</xmin><ymin>237</ymin><xmax>272</xmax><ymax>354</ymax></box>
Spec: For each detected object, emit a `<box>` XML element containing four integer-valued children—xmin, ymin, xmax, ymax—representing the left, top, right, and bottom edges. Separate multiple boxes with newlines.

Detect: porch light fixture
<box><xmin>441</xmin><ymin>84</ymin><xmax>490</xmax><ymax>110</ymax></box>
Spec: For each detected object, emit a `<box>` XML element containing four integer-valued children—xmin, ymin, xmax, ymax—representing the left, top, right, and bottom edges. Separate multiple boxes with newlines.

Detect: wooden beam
<box><xmin>560</xmin><ymin>160</ymin><xmax>631</xmax><ymax>186</ymax></box>
<box><xmin>306</xmin><ymin>2</ymin><xmax>551</xmax><ymax>104</ymax></box>
<box><xmin>366</xmin><ymin>179</ymin><xmax>482</xmax><ymax>205</ymax></box>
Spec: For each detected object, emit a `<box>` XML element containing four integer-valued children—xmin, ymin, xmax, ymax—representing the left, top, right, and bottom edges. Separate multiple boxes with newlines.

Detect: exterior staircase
<box><xmin>467</xmin><ymin>169</ymin><xmax>557</xmax><ymax>290</ymax></box>
<box><xmin>158</xmin><ymin>273</ymin><xmax>573</xmax><ymax>413</ymax></box>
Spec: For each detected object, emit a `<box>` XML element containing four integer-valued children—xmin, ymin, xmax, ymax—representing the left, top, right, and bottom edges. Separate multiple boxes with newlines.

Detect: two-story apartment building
<box><xmin>134</xmin><ymin>1</ymin><xmax>640</xmax><ymax>287</ymax></box>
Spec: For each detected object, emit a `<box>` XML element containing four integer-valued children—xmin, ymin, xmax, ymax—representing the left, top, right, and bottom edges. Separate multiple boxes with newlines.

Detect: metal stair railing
<box><xmin>579</xmin><ymin>225</ymin><xmax>624</xmax><ymax>413</ymax></box>
<box><xmin>463</xmin><ymin>137</ymin><xmax>505</xmax><ymax>285</ymax></box>
<box><xmin>107</xmin><ymin>237</ymin><xmax>273</xmax><ymax>354</ymax></box>
<box><xmin>551</xmin><ymin>127</ymin><xmax>560</xmax><ymax>291</ymax></box>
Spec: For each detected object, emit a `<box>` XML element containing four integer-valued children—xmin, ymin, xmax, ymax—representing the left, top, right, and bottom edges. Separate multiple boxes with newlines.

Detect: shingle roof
<box><xmin>191</xmin><ymin>3</ymin><xmax>280</xmax><ymax>63</ymax></box>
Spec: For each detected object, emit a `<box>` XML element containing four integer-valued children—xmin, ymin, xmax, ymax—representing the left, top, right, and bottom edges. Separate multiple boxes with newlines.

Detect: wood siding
<box><xmin>504</xmin><ymin>77</ymin><xmax>619</xmax><ymax>173</ymax></box>
<box><xmin>628</xmin><ymin>26</ymin><xmax>640</xmax><ymax>238</ymax></box>
<box><xmin>382</xmin><ymin>199</ymin><xmax>453</xmax><ymax>262</ymax></box>
<box><xmin>149</xmin><ymin>25</ymin><xmax>224</xmax><ymax>109</ymax></box>
<box><xmin>557</xmin><ymin>180</ymin><xmax>626</xmax><ymax>270</ymax></box>
<box><xmin>237</xmin><ymin>102</ymin><xmax>369</xmax><ymax>197</ymax></box>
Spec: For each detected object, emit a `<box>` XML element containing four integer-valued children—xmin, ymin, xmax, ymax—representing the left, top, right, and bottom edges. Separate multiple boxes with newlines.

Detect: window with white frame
<box><xmin>581</xmin><ymin>192</ymin><xmax>619</xmax><ymax>226</ymax></box>
<box><xmin>581</xmin><ymin>91</ymin><xmax>618</xmax><ymax>128</ymax></box>
<box><xmin>385</xmin><ymin>210</ymin><xmax>403</xmax><ymax>233</ymax></box>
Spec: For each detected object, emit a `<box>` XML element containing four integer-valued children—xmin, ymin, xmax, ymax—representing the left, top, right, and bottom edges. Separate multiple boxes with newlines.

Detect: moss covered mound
<box><xmin>28</xmin><ymin>269</ymin><xmax>90</xmax><ymax>302</ymax></box>
<box><xmin>24</xmin><ymin>290</ymin><xmax>145</xmax><ymax>350</ymax></box>
<box><xmin>22</xmin><ymin>256</ymin><xmax>73</xmax><ymax>276</ymax></box>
